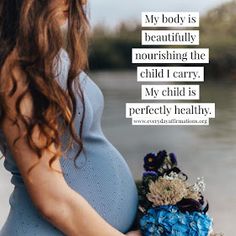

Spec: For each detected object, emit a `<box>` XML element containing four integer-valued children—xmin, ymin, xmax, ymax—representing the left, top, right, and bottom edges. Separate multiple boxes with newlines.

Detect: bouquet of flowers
<box><xmin>134</xmin><ymin>150</ymin><xmax>223</xmax><ymax>236</ymax></box>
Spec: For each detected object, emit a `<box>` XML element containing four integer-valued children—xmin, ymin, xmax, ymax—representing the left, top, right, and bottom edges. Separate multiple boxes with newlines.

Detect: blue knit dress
<box><xmin>0</xmin><ymin>48</ymin><xmax>138</xmax><ymax>235</ymax></box>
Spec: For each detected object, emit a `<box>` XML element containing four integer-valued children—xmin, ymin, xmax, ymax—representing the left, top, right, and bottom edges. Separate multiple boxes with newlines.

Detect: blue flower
<box><xmin>169</xmin><ymin>153</ymin><xmax>177</xmax><ymax>166</ymax></box>
<box><xmin>143</xmin><ymin>171</ymin><xmax>158</xmax><ymax>177</ymax></box>
<box><xmin>157</xmin><ymin>150</ymin><xmax>167</xmax><ymax>159</ymax></box>
<box><xmin>139</xmin><ymin>205</ymin><xmax>212</xmax><ymax>236</ymax></box>
<box><xmin>143</xmin><ymin>153</ymin><xmax>159</xmax><ymax>172</ymax></box>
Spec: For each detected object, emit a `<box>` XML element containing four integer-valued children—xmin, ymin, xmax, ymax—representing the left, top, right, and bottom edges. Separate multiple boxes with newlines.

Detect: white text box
<box><xmin>142</xmin><ymin>12</ymin><xmax>199</xmax><ymax>27</ymax></box>
<box><xmin>137</xmin><ymin>66</ymin><xmax>204</xmax><ymax>82</ymax></box>
<box><xmin>141</xmin><ymin>85</ymin><xmax>200</xmax><ymax>100</ymax></box>
<box><xmin>142</xmin><ymin>30</ymin><xmax>199</xmax><ymax>45</ymax></box>
<box><xmin>132</xmin><ymin>48</ymin><xmax>209</xmax><ymax>64</ymax></box>
<box><xmin>126</xmin><ymin>103</ymin><xmax>215</xmax><ymax>118</ymax></box>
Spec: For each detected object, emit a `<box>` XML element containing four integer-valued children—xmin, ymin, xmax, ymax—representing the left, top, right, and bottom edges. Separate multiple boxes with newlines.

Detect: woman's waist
<box><xmin>2</xmin><ymin>187</ymin><xmax>64</xmax><ymax>236</ymax></box>
<box><xmin>9</xmin><ymin>186</ymin><xmax>36</xmax><ymax>210</ymax></box>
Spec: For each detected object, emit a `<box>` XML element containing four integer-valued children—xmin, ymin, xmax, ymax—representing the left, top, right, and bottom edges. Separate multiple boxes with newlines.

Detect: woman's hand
<box><xmin>126</xmin><ymin>230</ymin><xmax>142</xmax><ymax>236</ymax></box>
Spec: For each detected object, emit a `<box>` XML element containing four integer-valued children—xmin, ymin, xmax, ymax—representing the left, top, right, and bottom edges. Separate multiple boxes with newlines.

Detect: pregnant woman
<box><xmin>0</xmin><ymin>0</ymin><xmax>140</xmax><ymax>235</ymax></box>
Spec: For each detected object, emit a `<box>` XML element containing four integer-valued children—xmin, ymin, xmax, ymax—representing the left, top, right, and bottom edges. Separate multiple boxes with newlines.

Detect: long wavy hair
<box><xmin>0</xmin><ymin>0</ymin><xmax>90</xmax><ymax>177</ymax></box>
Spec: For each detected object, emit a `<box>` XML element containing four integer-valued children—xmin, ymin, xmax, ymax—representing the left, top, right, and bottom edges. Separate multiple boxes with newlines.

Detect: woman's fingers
<box><xmin>126</xmin><ymin>230</ymin><xmax>142</xmax><ymax>236</ymax></box>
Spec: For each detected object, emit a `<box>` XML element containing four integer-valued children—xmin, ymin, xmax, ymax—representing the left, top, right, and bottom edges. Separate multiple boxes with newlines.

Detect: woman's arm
<box><xmin>0</xmin><ymin>56</ymin><xmax>127</xmax><ymax>236</ymax></box>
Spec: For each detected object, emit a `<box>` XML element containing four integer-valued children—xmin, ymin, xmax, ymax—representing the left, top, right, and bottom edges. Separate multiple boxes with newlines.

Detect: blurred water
<box><xmin>1</xmin><ymin>70</ymin><xmax>235</xmax><ymax>235</ymax></box>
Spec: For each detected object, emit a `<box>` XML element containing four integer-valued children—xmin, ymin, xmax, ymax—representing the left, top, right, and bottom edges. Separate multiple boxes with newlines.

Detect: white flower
<box><xmin>192</xmin><ymin>177</ymin><xmax>206</xmax><ymax>192</ymax></box>
<box><xmin>163</xmin><ymin>171</ymin><xmax>179</xmax><ymax>180</ymax></box>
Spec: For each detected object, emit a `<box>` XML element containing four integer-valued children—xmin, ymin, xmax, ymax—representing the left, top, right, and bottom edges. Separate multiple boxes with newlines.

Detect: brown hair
<box><xmin>0</xmin><ymin>0</ymin><xmax>90</xmax><ymax>176</ymax></box>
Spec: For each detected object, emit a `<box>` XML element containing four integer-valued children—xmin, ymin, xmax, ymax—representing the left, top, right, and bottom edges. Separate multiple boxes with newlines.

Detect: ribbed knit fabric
<box><xmin>0</xmin><ymin>48</ymin><xmax>138</xmax><ymax>235</ymax></box>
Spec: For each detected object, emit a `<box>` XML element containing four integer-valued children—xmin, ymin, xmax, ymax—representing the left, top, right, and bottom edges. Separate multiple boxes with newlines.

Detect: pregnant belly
<box><xmin>59</xmin><ymin>137</ymin><xmax>139</xmax><ymax>233</ymax></box>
